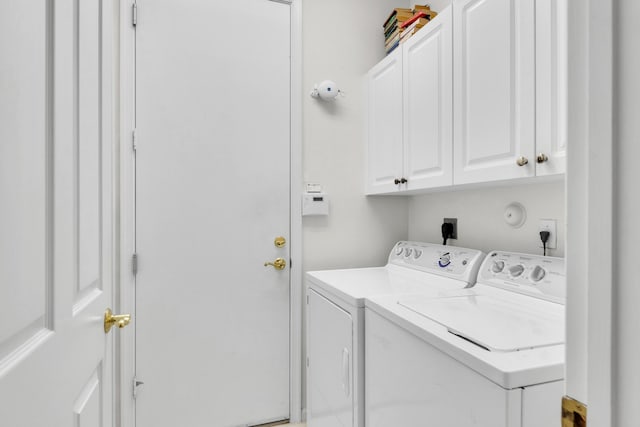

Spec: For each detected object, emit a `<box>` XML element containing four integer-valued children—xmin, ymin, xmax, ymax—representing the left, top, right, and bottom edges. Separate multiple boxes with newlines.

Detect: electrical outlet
<box><xmin>443</xmin><ymin>218</ymin><xmax>458</xmax><ymax>240</ymax></box>
<box><xmin>538</xmin><ymin>219</ymin><xmax>557</xmax><ymax>249</ymax></box>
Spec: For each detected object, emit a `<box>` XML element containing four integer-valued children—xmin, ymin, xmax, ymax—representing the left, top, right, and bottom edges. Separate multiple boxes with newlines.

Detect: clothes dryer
<box><xmin>306</xmin><ymin>241</ymin><xmax>485</xmax><ymax>427</ymax></box>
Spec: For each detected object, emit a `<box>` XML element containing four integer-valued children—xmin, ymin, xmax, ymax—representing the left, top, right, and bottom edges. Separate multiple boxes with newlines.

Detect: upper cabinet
<box><xmin>403</xmin><ymin>6</ymin><xmax>453</xmax><ymax>190</ymax></box>
<box><xmin>366</xmin><ymin>8</ymin><xmax>453</xmax><ymax>195</ymax></box>
<box><xmin>535</xmin><ymin>0</ymin><xmax>568</xmax><ymax>176</ymax></box>
<box><xmin>452</xmin><ymin>0</ymin><xmax>535</xmax><ymax>185</ymax></box>
<box><xmin>366</xmin><ymin>0</ymin><xmax>567</xmax><ymax>194</ymax></box>
<box><xmin>366</xmin><ymin>49</ymin><xmax>404</xmax><ymax>194</ymax></box>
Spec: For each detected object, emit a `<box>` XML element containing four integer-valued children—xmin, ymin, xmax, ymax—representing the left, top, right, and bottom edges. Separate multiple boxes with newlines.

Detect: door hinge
<box><xmin>132</xmin><ymin>3</ymin><xmax>138</xmax><ymax>27</ymax></box>
<box><xmin>562</xmin><ymin>396</ymin><xmax>587</xmax><ymax>427</ymax></box>
<box><xmin>132</xmin><ymin>253</ymin><xmax>138</xmax><ymax>275</ymax></box>
<box><xmin>133</xmin><ymin>376</ymin><xmax>144</xmax><ymax>399</ymax></box>
<box><xmin>132</xmin><ymin>129</ymin><xmax>137</xmax><ymax>151</ymax></box>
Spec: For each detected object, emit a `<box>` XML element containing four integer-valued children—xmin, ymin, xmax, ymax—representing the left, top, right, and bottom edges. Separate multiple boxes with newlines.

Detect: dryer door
<box><xmin>307</xmin><ymin>289</ymin><xmax>354</xmax><ymax>427</ymax></box>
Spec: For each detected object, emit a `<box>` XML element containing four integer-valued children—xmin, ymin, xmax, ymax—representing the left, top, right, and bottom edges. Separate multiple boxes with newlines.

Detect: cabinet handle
<box><xmin>536</xmin><ymin>153</ymin><xmax>549</xmax><ymax>164</ymax></box>
<box><xmin>394</xmin><ymin>178</ymin><xmax>401</xmax><ymax>185</ymax></box>
<box><xmin>516</xmin><ymin>156</ymin><xmax>529</xmax><ymax>167</ymax></box>
<box><xmin>400</xmin><ymin>178</ymin><xmax>408</xmax><ymax>184</ymax></box>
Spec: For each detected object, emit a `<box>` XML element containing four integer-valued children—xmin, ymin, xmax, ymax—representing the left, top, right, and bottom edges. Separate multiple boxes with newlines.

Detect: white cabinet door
<box><xmin>366</xmin><ymin>49</ymin><xmax>404</xmax><ymax>194</ymax></box>
<box><xmin>453</xmin><ymin>0</ymin><xmax>536</xmax><ymax>185</ymax></box>
<box><xmin>403</xmin><ymin>7</ymin><xmax>453</xmax><ymax>190</ymax></box>
<box><xmin>307</xmin><ymin>290</ymin><xmax>354</xmax><ymax>427</ymax></box>
<box><xmin>535</xmin><ymin>0</ymin><xmax>568</xmax><ymax>176</ymax></box>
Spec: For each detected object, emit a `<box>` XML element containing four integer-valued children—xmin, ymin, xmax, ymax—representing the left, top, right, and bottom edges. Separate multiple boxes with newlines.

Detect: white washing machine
<box><xmin>305</xmin><ymin>241</ymin><xmax>486</xmax><ymax>427</ymax></box>
<box><xmin>364</xmin><ymin>251</ymin><xmax>566</xmax><ymax>427</ymax></box>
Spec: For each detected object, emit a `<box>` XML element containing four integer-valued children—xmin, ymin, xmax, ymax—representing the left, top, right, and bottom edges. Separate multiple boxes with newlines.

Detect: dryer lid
<box><xmin>397</xmin><ymin>293</ymin><xmax>565</xmax><ymax>352</ymax></box>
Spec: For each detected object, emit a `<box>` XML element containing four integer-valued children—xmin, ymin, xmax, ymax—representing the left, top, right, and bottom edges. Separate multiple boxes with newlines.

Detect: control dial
<box><xmin>530</xmin><ymin>265</ymin><xmax>546</xmax><ymax>282</ymax></box>
<box><xmin>491</xmin><ymin>260</ymin><xmax>505</xmax><ymax>273</ymax></box>
<box><xmin>509</xmin><ymin>264</ymin><xmax>525</xmax><ymax>277</ymax></box>
<box><xmin>413</xmin><ymin>249</ymin><xmax>422</xmax><ymax>259</ymax></box>
<box><xmin>438</xmin><ymin>252</ymin><xmax>451</xmax><ymax>268</ymax></box>
<box><xmin>395</xmin><ymin>246</ymin><xmax>404</xmax><ymax>256</ymax></box>
<box><xmin>404</xmin><ymin>248</ymin><xmax>413</xmax><ymax>257</ymax></box>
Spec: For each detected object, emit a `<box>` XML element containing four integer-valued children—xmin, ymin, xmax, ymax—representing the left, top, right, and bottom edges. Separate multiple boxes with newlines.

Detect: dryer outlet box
<box><xmin>303</xmin><ymin>193</ymin><xmax>329</xmax><ymax>216</ymax></box>
<box><xmin>538</xmin><ymin>219</ymin><xmax>557</xmax><ymax>249</ymax></box>
<box><xmin>443</xmin><ymin>218</ymin><xmax>458</xmax><ymax>240</ymax></box>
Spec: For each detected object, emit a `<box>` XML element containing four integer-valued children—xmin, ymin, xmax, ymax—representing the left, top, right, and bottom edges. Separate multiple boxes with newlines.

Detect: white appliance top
<box><xmin>365</xmin><ymin>251</ymin><xmax>567</xmax><ymax>389</ymax></box>
<box><xmin>306</xmin><ymin>241</ymin><xmax>485</xmax><ymax>308</ymax></box>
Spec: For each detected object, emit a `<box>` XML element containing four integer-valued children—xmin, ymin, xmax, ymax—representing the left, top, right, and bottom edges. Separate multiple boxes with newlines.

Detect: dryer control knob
<box><xmin>413</xmin><ymin>249</ymin><xmax>423</xmax><ymax>259</ymax></box>
<box><xmin>404</xmin><ymin>248</ymin><xmax>413</xmax><ymax>257</ymax></box>
<box><xmin>491</xmin><ymin>261</ymin><xmax>505</xmax><ymax>273</ymax></box>
<box><xmin>395</xmin><ymin>246</ymin><xmax>404</xmax><ymax>256</ymax></box>
<box><xmin>438</xmin><ymin>253</ymin><xmax>451</xmax><ymax>268</ymax></box>
<box><xmin>530</xmin><ymin>265</ymin><xmax>546</xmax><ymax>282</ymax></box>
<box><xmin>509</xmin><ymin>264</ymin><xmax>525</xmax><ymax>277</ymax></box>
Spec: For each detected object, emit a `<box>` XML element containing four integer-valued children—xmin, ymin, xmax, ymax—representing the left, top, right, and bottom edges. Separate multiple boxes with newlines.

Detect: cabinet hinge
<box><xmin>132</xmin><ymin>253</ymin><xmax>138</xmax><ymax>275</ymax></box>
<box><xmin>133</xmin><ymin>376</ymin><xmax>144</xmax><ymax>399</ymax></box>
<box><xmin>132</xmin><ymin>3</ymin><xmax>138</xmax><ymax>27</ymax></box>
<box><xmin>132</xmin><ymin>129</ymin><xmax>137</xmax><ymax>151</ymax></box>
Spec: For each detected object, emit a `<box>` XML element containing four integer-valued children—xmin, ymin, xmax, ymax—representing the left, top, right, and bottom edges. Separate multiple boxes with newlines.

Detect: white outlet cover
<box><xmin>538</xmin><ymin>219</ymin><xmax>557</xmax><ymax>249</ymax></box>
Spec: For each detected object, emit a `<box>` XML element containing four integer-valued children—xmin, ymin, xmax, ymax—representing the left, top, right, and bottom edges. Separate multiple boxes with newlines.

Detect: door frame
<box><xmin>565</xmin><ymin>0</ymin><xmax>614</xmax><ymax>425</ymax></box>
<box><xmin>116</xmin><ymin>0</ymin><xmax>303</xmax><ymax>425</ymax></box>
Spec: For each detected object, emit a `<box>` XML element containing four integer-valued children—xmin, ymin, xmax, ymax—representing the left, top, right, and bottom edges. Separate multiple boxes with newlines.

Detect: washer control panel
<box><xmin>388</xmin><ymin>241</ymin><xmax>485</xmax><ymax>286</ymax></box>
<box><xmin>479</xmin><ymin>251</ymin><xmax>566</xmax><ymax>302</ymax></box>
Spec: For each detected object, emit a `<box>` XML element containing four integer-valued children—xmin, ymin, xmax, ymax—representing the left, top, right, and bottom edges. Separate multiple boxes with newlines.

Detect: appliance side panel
<box><xmin>521</xmin><ymin>381</ymin><xmax>564</xmax><ymax>427</ymax></box>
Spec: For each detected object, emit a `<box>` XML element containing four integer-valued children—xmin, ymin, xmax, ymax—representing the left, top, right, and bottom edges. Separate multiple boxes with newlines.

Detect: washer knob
<box><xmin>404</xmin><ymin>248</ymin><xmax>413</xmax><ymax>257</ymax></box>
<box><xmin>395</xmin><ymin>246</ymin><xmax>404</xmax><ymax>256</ymax></box>
<box><xmin>491</xmin><ymin>260</ymin><xmax>505</xmax><ymax>273</ymax></box>
<box><xmin>509</xmin><ymin>264</ymin><xmax>525</xmax><ymax>277</ymax></box>
<box><xmin>413</xmin><ymin>249</ymin><xmax>423</xmax><ymax>259</ymax></box>
<box><xmin>530</xmin><ymin>265</ymin><xmax>546</xmax><ymax>282</ymax></box>
<box><xmin>438</xmin><ymin>253</ymin><xmax>451</xmax><ymax>268</ymax></box>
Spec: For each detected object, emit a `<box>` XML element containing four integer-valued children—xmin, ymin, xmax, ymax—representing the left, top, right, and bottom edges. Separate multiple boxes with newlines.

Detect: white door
<box><xmin>535</xmin><ymin>0</ymin><xmax>567</xmax><ymax>177</ymax></box>
<box><xmin>453</xmin><ymin>0</ymin><xmax>535</xmax><ymax>185</ymax></box>
<box><xmin>403</xmin><ymin>7</ymin><xmax>453</xmax><ymax>190</ymax></box>
<box><xmin>134</xmin><ymin>1</ymin><xmax>291</xmax><ymax>426</ymax></box>
<box><xmin>366</xmin><ymin>49</ymin><xmax>404</xmax><ymax>194</ymax></box>
<box><xmin>307</xmin><ymin>290</ymin><xmax>353</xmax><ymax>427</ymax></box>
<box><xmin>0</xmin><ymin>0</ymin><xmax>116</xmax><ymax>426</ymax></box>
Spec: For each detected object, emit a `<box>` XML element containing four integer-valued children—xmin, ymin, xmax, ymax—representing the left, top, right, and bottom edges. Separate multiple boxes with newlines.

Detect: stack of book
<box><xmin>384</xmin><ymin>5</ymin><xmax>439</xmax><ymax>53</ymax></box>
<box><xmin>383</xmin><ymin>8</ymin><xmax>414</xmax><ymax>55</ymax></box>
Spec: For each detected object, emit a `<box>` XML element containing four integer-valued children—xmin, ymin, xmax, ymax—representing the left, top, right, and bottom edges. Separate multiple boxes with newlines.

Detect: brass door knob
<box><xmin>104</xmin><ymin>308</ymin><xmax>131</xmax><ymax>333</ymax></box>
<box><xmin>274</xmin><ymin>236</ymin><xmax>286</xmax><ymax>248</ymax></box>
<box><xmin>536</xmin><ymin>153</ymin><xmax>549</xmax><ymax>163</ymax></box>
<box><xmin>516</xmin><ymin>156</ymin><xmax>529</xmax><ymax>166</ymax></box>
<box><xmin>264</xmin><ymin>258</ymin><xmax>287</xmax><ymax>270</ymax></box>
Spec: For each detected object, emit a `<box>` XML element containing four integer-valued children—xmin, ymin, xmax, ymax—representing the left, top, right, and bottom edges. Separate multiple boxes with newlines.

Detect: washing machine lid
<box><xmin>397</xmin><ymin>291</ymin><xmax>564</xmax><ymax>352</ymax></box>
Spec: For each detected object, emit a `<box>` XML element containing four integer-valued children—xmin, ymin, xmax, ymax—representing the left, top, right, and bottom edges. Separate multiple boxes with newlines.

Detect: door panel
<box><xmin>453</xmin><ymin>0</ymin><xmax>535</xmax><ymax>184</ymax></box>
<box><xmin>366</xmin><ymin>50</ymin><xmax>404</xmax><ymax>194</ymax></box>
<box><xmin>0</xmin><ymin>0</ymin><xmax>114</xmax><ymax>425</ymax></box>
<box><xmin>535</xmin><ymin>0</ymin><xmax>568</xmax><ymax>176</ymax></box>
<box><xmin>403</xmin><ymin>7</ymin><xmax>453</xmax><ymax>190</ymax></box>
<box><xmin>135</xmin><ymin>1</ymin><xmax>291</xmax><ymax>426</ymax></box>
<box><xmin>307</xmin><ymin>290</ymin><xmax>354</xmax><ymax>427</ymax></box>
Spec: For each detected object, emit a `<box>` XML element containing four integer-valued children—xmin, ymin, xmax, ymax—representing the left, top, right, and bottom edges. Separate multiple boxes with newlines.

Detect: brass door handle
<box><xmin>516</xmin><ymin>156</ymin><xmax>529</xmax><ymax>167</ymax></box>
<box><xmin>274</xmin><ymin>236</ymin><xmax>286</xmax><ymax>248</ymax></box>
<box><xmin>104</xmin><ymin>308</ymin><xmax>131</xmax><ymax>333</ymax></box>
<box><xmin>264</xmin><ymin>258</ymin><xmax>287</xmax><ymax>270</ymax></box>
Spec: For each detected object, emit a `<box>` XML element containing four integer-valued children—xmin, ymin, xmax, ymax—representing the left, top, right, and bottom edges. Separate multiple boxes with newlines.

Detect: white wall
<box><xmin>408</xmin><ymin>181</ymin><xmax>565</xmax><ymax>257</ymax></box>
<box><xmin>613</xmin><ymin>0</ymin><xmax>640</xmax><ymax>423</ymax></box>
<box><xmin>302</xmin><ymin>0</ymin><xmax>411</xmax><ymax>272</ymax></box>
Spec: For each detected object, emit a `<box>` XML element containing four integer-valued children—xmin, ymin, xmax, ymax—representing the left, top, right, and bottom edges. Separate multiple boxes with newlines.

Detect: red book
<box><xmin>400</xmin><ymin>12</ymin><xmax>427</xmax><ymax>29</ymax></box>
